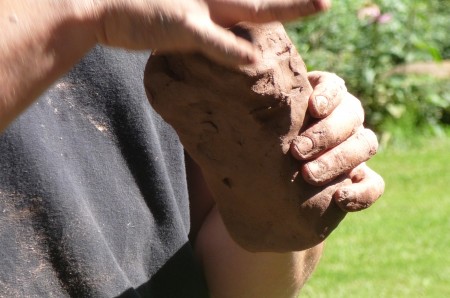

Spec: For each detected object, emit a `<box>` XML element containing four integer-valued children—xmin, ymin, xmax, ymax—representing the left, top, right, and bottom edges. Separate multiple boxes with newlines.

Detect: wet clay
<box><xmin>144</xmin><ymin>22</ymin><xmax>349</xmax><ymax>252</ymax></box>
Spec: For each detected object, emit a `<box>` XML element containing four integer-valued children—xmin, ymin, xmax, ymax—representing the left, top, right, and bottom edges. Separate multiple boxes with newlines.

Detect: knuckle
<box><xmin>346</xmin><ymin>92</ymin><xmax>362</xmax><ymax>107</ymax></box>
<box><xmin>335</xmin><ymin>75</ymin><xmax>346</xmax><ymax>88</ymax></box>
<box><xmin>322</xmin><ymin>71</ymin><xmax>335</xmax><ymax>78</ymax></box>
<box><xmin>327</xmin><ymin>72</ymin><xmax>347</xmax><ymax>92</ymax></box>
<box><xmin>315</xmin><ymin>71</ymin><xmax>334</xmax><ymax>84</ymax></box>
<box><xmin>332</xmin><ymin>146</ymin><xmax>350</xmax><ymax>169</ymax></box>
<box><xmin>311</xmin><ymin>122</ymin><xmax>335</xmax><ymax>148</ymax></box>
<box><xmin>330</xmin><ymin>72</ymin><xmax>342</xmax><ymax>83</ymax></box>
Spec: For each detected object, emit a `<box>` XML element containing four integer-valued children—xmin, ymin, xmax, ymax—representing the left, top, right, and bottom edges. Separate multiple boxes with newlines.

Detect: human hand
<box><xmin>86</xmin><ymin>0</ymin><xmax>330</xmax><ymax>67</ymax></box>
<box><xmin>144</xmin><ymin>22</ymin><xmax>376</xmax><ymax>251</ymax></box>
<box><xmin>290</xmin><ymin>71</ymin><xmax>384</xmax><ymax>211</ymax></box>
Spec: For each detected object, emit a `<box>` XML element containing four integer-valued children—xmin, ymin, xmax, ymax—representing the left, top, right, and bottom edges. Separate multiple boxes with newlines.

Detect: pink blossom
<box><xmin>377</xmin><ymin>13</ymin><xmax>393</xmax><ymax>24</ymax></box>
<box><xmin>358</xmin><ymin>4</ymin><xmax>381</xmax><ymax>21</ymax></box>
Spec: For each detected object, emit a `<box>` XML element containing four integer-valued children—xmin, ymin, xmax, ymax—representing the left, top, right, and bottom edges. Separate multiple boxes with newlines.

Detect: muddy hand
<box><xmin>334</xmin><ymin>163</ymin><xmax>384</xmax><ymax>212</ymax></box>
<box><xmin>290</xmin><ymin>71</ymin><xmax>384</xmax><ymax>210</ymax></box>
<box><xmin>88</xmin><ymin>0</ymin><xmax>331</xmax><ymax>68</ymax></box>
<box><xmin>290</xmin><ymin>71</ymin><xmax>378</xmax><ymax>184</ymax></box>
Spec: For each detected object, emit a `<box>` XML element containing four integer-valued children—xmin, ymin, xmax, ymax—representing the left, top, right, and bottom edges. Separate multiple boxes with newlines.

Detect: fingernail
<box><xmin>315</xmin><ymin>95</ymin><xmax>328</xmax><ymax>115</ymax></box>
<box><xmin>294</xmin><ymin>136</ymin><xmax>314</xmax><ymax>157</ymax></box>
<box><xmin>303</xmin><ymin>160</ymin><xmax>327</xmax><ymax>185</ymax></box>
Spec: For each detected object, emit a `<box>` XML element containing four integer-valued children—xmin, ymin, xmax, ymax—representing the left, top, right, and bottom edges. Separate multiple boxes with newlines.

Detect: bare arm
<box><xmin>188</xmin><ymin>156</ymin><xmax>382</xmax><ymax>297</ymax></box>
<box><xmin>187</xmin><ymin>156</ymin><xmax>323</xmax><ymax>298</ymax></box>
<box><xmin>0</xmin><ymin>0</ymin><xmax>97</xmax><ymax>131</ymax></box>
<box><xmin>187</xmin><ymin>72</ymin><xmax>384</xmax><ymax>297</ymax></box>
<box><xmin>0</xmin><ymin>0</ymin><xmax>331</xmax><ymax>132</ymax></box>
<box><xmin>197</xmin><ymin>206</ymin><xmax>323</xmax><ymax>298</ymax></box>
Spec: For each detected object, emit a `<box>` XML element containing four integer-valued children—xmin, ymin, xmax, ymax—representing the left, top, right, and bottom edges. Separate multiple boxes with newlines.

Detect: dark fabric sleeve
<box><xmin>0</xmin><ymin>46</ymin><xmax>209</xmax><ymax>297</ymax></box>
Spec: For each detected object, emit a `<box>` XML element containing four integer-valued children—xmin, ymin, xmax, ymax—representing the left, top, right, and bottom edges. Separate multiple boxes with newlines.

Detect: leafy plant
<box><xmin>286</xmin><ymin>0</ymin><xmax>450</xmax><ymax>142</ymax></box>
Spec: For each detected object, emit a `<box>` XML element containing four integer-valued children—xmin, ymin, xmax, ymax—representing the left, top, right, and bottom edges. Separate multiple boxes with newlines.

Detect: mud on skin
<box><xmin>144</xmin><ymin>22</ymin><xmax>349</xmax><ymax>252</ymax></box>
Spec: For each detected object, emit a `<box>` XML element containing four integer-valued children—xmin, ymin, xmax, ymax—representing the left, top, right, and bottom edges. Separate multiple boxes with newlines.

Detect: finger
<box><xmin>301</xmin><ymin>128</ymin><xmax>378</xmax><ymax>186</ymax></box>
<box><xmin>291</xmin><ymin>92</ymin><xmax>364</xmax><ymax>160</ymax></box>
<box><xmin>307</xmin><ymin>71</ymin><xmax>347</xmax><ymax>118</ymax></box>
<box><xmin>185</xmin><ymin>16</ymin><xmax>258</xmax><ymax>67</ymax></box>
<box><xmin>209</xmin><ymin>0</ymin><xmax>331</xmax><ymax>26</ymax></box>
<box><xmin>334</xmin><ymin>163</ymin><xmax>385</xmax><ymax>212</ymax></box>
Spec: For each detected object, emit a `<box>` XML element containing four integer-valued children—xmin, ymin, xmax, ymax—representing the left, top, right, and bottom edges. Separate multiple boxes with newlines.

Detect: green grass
<box><xmin>300</xmin><ymin>136</ymin><xmax>450</xmax><ymax>297</ymax></box>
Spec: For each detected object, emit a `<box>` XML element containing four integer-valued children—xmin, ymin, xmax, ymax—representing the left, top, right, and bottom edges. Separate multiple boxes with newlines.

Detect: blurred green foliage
<box><xmin>300</xmin><ymin>136</ymin><xmax>450</xmax><ymax>297</ymax></box>
<box><xmin>286</xmin><ymin>0</ymin><xmax>450</xmax><ymax>141</ymax></box>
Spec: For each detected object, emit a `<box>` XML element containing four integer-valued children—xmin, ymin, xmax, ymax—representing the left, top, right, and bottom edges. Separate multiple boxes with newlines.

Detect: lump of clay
<box><xmin>144</xmin><ymin>22</ymin><xmax>349</xmax><ymax>252</ymax></box>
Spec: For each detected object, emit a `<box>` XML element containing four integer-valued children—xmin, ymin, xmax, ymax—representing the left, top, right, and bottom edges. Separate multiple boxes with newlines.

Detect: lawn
<box><xmin>300</xmin><ymin>136</ymin><xmax>450</xmax><ymax>297</ymax></box>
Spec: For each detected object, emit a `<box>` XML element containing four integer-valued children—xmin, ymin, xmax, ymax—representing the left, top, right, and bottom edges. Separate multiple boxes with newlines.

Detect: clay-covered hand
<box><xmin>290</xmin><ymin>71</ymin><xmax>384</xmax><ymax>211</ymax></box>
<box><xmin>334</xmin><ymin>162</ymin><xmax>384</xmax><ymax>212</ymax></box>
<box><xmin>86</xmin><ymin>0</ymin><xmax>330</xmax><ymax>67</ymax></box>
<box><xmin>144</xmin><ymin>22</ymin><xmax>384</xmax><ymax>252</ymax></box>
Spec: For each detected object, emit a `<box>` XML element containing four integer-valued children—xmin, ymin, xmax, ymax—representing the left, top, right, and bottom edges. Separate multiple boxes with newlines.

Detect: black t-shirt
<box><xmin>0</xmin><ymin>46</ymin><xmax>208</xmax><ymax>297</ymax></box>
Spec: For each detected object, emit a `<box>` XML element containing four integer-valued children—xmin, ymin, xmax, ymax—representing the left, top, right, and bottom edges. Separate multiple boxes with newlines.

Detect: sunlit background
<box><xmin>286</xmin><ymin>1</ymin><xmax>450</xmax><ymax>297</ymax></box>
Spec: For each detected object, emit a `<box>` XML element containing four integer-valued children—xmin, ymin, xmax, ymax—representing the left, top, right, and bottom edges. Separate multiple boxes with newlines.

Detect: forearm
<box><xmin>195</xmin><ymin>206</ymin><xmax>324</xmax><ymax>298</ymax></box>
<box><xmin>187</xmin><ymin>153</ymin><xmax>324</xmax><ymax>297</ymax></box>
<box><xmin>0</xmin><ymin>0</ymin><xmax>98</xmax><ymax>132</ymax></box>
